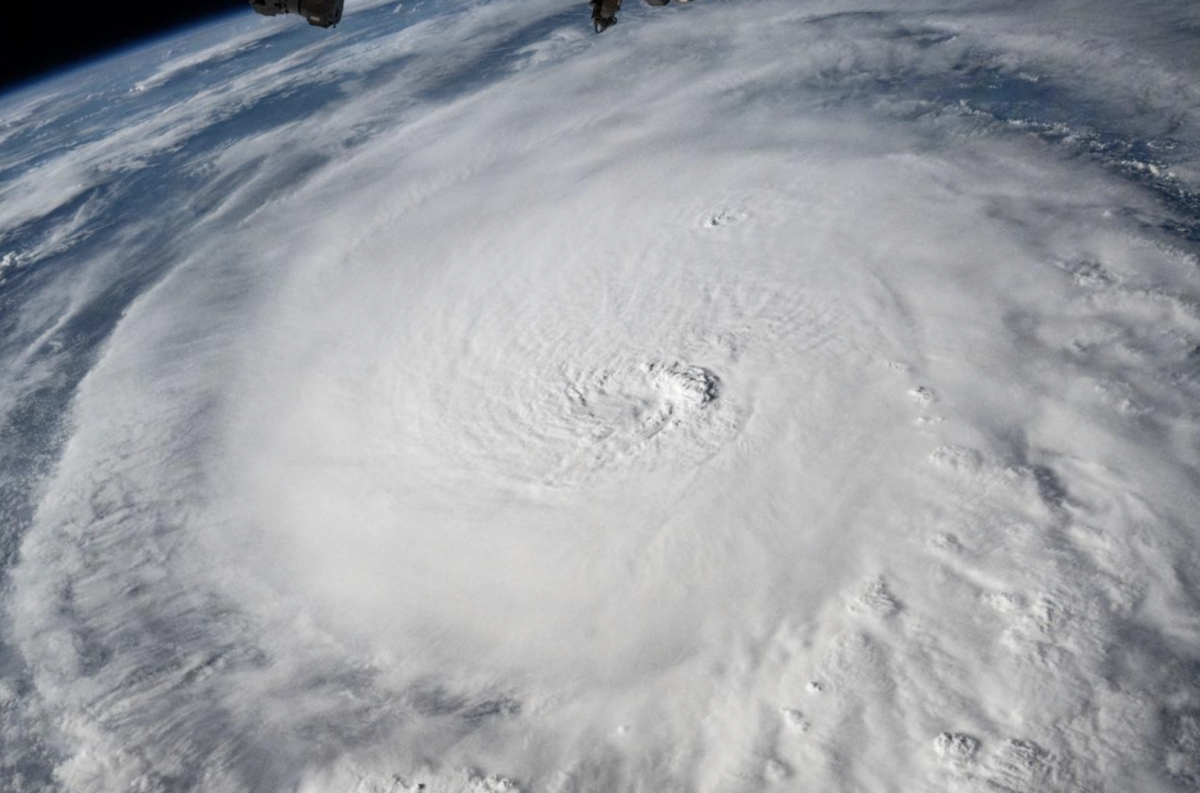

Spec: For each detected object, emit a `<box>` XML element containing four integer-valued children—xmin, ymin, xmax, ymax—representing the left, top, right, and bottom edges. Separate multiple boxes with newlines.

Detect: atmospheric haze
<box><xmin>1</xmin><ymin>0</ymin><xmax>1199</xmax><ymax>791</ymax></box>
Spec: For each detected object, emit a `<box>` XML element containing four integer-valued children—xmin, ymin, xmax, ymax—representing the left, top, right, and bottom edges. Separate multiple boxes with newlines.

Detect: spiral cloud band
<box><xmin>1</xmin><ymin>0</ymin><xmax>1199</xmax><ymax>791</ymax></box>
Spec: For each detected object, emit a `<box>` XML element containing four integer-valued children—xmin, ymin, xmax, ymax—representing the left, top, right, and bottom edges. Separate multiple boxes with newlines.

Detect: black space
<box><xmin>5</xmin><ymin>2</ymin><xmax>242</xmax><ymax>95</ymax></box>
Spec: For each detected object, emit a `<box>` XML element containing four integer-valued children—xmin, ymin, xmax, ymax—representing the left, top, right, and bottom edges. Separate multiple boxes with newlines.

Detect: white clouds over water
<box><xmin>2</xmin><ymin>0</ymin><xmax>1200</xmax><ymax>791</ymax></box>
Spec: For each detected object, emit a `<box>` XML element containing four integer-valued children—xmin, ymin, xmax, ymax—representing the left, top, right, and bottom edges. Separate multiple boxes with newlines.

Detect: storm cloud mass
<box><xmin>1</xmin><ymin>0</ymin><xmax>1200</xmax><ymax>791</ymax></box>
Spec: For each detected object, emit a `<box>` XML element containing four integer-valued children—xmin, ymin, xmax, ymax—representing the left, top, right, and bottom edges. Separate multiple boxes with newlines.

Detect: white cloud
<box><xmin>4</xmin><ymin>0</ymin><xmax>1200</xmax><ymax>791</ymax></box>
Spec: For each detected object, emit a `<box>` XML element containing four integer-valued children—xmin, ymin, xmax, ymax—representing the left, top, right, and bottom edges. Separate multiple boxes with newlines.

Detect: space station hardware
<box><xmin>248</xmin><ymin>0</ymin><xmax>344</xmax><ymax>28</ymax></box>
<box><xmin>591</xmin><ymin>0</ymin><xmax>691</xmax><ymax>33</ymax></box>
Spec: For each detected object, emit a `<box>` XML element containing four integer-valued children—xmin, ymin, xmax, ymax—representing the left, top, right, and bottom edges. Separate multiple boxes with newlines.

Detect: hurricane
<box><xmin>1</xmin><ymin>0</ymin><xmax>1199</xmax><ymax>791</ymax></box>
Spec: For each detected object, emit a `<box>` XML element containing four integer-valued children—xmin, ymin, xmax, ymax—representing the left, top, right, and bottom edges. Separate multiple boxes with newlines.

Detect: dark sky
<box><xmin>5</xmin><ymin>2</ymin><xmax>241</xmax><ymax>94</ymax></box>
